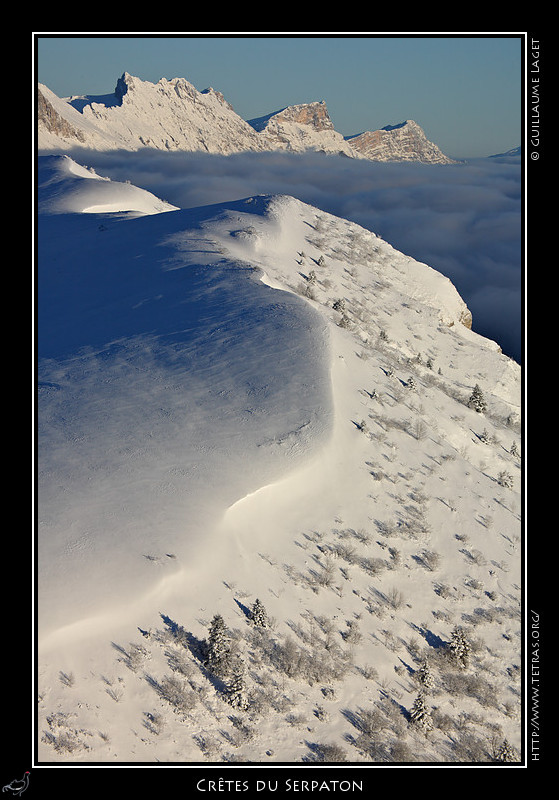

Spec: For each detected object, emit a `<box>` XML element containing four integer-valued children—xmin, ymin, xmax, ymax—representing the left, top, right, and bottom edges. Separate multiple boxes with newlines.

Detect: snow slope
<box><xmin>36</xmin><ymin>156</ymin><xmax>522</xmax><ymax>765</ymax></box>
<box><xmin>38</xmin><ymin>75</ymin><xmax>281</xmax><ymax>155</ymax></box>
<box><xmin>38</xmin><ymin>154</ymin><xmax>180</xmax><ymax>215</ymax></box>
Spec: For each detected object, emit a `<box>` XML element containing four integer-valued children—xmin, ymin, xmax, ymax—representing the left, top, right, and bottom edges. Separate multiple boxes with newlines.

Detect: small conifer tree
<box><xmin>468</xmin><ymin>384</ymin><xmax>487</xmax><ymax>413</ymax></box>
<box><xmin>250</xmin><ymin>598</ymin><xmax>269</xmax><ymax>628</ymax></box>
<box><xmin>417</xmin><ymin>660</ymin><xmax>434</xmax><ymax>692</ymax></box>
<box><xmin>409</xmin><ymin>692</ymin><xmax>433</xmax><ymax>733</ymax></box>
<box><xmin>223</xmin><ymin>656</ymin><xmax>249</xmax><ymax>710</ymax></box>
<box><xmin>495</xmin><ymin>738</ymin><xmax>519</xmax><ymax>762</ymax></box>
<box><xmin>447</xmin><ymin>626</ymin><xmax>471</xmax><ymax>670</ymax></box>
<box><xmin>205</xmin><ymin>614</ymin><xmax>231</xmax><ymax>677</ymax></box>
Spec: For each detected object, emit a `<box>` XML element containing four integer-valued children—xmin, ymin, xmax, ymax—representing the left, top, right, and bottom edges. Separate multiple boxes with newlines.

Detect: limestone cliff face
<box><xmin>38</xmin><ymin>88</ymin><xmax>86</xmax><ymax>144</ymax></box>
<box><xmin>247</xmin><ymin>101</ymin><xmax>356</xmax><ymax>156</ymax></box>
<box><xmin>460</xmin><ymin>307</ymin><xmax>473</xmax><ymax>330</ymax></box>
<box><xmin>347</xmin><ymin>120</ymin><xmax>457</xmax><ymax>164</ymax></box>
<box><xmin>265</xmin><ymin>101</ymin><xmax>335</xmax><ymax>130</ymax></box>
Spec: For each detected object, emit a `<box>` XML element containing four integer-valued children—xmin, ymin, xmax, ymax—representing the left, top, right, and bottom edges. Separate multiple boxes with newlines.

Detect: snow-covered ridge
<box><xmin>38</xmin><ymin>154</ymin><xmax>179</xmax><ymax>215</ymax></box>
<box><xmin>37</xmin><ymin>72</ymin><xmax>455</xmax><ymax>162</ymax></box>
<box><xmin>37</xmin><ymin>155</ymin><xmax>515</xmax><ymax>636</ymax></box>
<box><xmin>37</xmin><ymin>155</ymin><xmax>521</xmax><ymax>764</ymax></box>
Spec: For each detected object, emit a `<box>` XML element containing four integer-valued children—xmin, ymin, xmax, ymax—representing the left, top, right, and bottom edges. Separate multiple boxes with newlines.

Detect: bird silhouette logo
<box><xmin>2</xmin><ymin>773</ymin><xmax>30</xmax><ymax>796</ymax></box>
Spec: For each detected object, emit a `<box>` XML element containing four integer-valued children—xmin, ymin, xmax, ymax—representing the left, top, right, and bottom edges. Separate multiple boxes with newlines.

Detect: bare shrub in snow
<box><xmin>147</xmin><ymin>673</ymin><xmax>198</xmax><ymax>714</ymax></box>
<box><xmin>386</xmin><ymin>587</ymin><xmax>405</xmax><ymax>610</ymax></box>
<box><xmin>420</xmin><ymin>549</ymin><xmax>441</xmax><ymax>571</ymax></box>
<box><xmin>497</xmin><ymin>470</ymin><xmax>514</xmax><ymax>488</ymax></box>
<box><xmin>42</xmin><ymin>712</ymin><xmax>91</xmax><ymax>755</ymax></box>
<box><xmin>342</xmin><ymin>619</ymin><xmax>362</xmax><ymax>645</ymax></box>
<box><xmin>310</xmin><ymin>742</ymin><xmax>349</xmax><ymax>762</ymax></box>
<box><xmin>58</xmin><ymin>671</ymin><xmax>75</xmax><ymax>687</ymax></box>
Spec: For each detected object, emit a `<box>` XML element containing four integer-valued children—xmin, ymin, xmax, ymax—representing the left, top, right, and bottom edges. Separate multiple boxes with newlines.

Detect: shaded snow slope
<box><xmin>36</xmin><ymin>156</ymin><xmax>522</xmax><ymax>765</ymax></box>
<box><xmin>38</xmin><ymin>158</ymin><xmax>334</xmax><ymax>640</ymax></box>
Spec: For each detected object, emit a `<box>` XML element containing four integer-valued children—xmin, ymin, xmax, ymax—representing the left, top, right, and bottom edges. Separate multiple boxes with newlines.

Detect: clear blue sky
<box><xmin>35</xmin><ymin>34</ymin><xmax>524</xmax><ymax>159</ymax></box>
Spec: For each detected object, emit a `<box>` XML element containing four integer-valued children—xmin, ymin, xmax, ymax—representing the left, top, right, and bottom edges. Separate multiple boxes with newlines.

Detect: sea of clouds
<box><xmin>57</xmin><ymin>149</ymin><xmax>523</xmax><ymax>363</ymax></box>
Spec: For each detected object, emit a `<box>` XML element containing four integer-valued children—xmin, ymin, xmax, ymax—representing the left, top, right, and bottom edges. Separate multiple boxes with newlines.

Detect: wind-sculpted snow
<box><xmin>38</xmin><ymin>154</ymin><xmax>179</xmax><ymax>215</ymax></box>
<box><xmin>36</xmin><ymin>157</ymin><xmax>522</xmax><ymax>763</ymax></box>
<box><xmin>38</xmin><ymin>161</ymin><xmax>333</xmax><ymax>638</ymax></box>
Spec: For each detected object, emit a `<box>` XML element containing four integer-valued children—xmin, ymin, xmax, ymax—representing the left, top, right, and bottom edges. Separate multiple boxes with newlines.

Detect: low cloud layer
<box><xmin>63</xmin><ymin>148</ymin><xmax>523</xmax><ymax>363</ymax></box>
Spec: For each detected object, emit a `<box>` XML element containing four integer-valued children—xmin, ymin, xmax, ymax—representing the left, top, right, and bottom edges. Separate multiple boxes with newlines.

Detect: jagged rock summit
<box><xmin>247</xmin><ymin>100</ymin><xmax>356</xmax><ymax>157</ymax></box>
<box><xmin>346</xmin><ymin>120</ymin><xmax>456</xmax><ymax>164</ymax></box>
<box><xmin>38</xmin><ymin>72</ymin><xmax>268</xmax><ymax>155</ymax></box>
<box><xmin>38</xmin><ymin>72</ymin><xmax>456</xmax><ymax>163</ymax></box>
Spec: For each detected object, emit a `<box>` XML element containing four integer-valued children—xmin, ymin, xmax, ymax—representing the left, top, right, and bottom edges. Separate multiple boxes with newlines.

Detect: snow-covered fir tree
<box><xmin>447</xmin><ymin>626</ymin><xmax>471</xmax><ymax>670</ymax></box>
<box><xmin>250</xmin><ymin>598</ymin><xmax>269</xmax><ymax>628</ymax></box>
<box><xmin>223</xmin><ymin>656</ymin><xmax>249</xmax><ymax>710</ymax></box>
<box><xmin>416</xmin><ymin>659</ymin><xmax>434</xmax><ymax>692</ymax></box>
<box><xmin>467</xmin><ymin>383</ymin><xmax>487</xmax><ymax>413</ymax></box>
<box><xmin>495</xmin><ymin>738</ymin><xmax>519</xmax><ymax>763</ymax></box>
<box><xmin>205</xmin><ymin>613</ymin><xmax>231</xmax><ymax>677</ymax></box>
<box><xmin>408</xmin><ymin>692</ymin><xmax>433</xmax><ymax>733</ymax></box>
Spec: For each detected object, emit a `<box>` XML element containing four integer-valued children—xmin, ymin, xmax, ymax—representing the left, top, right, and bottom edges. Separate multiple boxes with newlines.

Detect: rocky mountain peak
<box><xmin>347</xmin><ymin>119</ymin><xmax>457</xmax><ymax>164</ymax></box>
<box><xmin>114</xmin><ymin>72</ymin><xmax>132</xmax><ymax>103</ymax></box>
<box><xmin>37</xmin><ymin>73</ymin><xmax>456</xmax><ymax>164</ymax></box>
<box><xmin>37</xmin><ymin>87</ymin><xmax>87</xmax><ymax>143</ymax></box>
<box><xmin>271</xmin><ymin>101</ymin><xmax>333</xmax><ymax>130</ymax></box>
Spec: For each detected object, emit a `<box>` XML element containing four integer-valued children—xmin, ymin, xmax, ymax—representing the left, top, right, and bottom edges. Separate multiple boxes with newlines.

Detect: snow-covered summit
<box><xmin>38</xmin><ymin>73</ymin><xmax>269</xmax><ymax>154</ymax></box>
<box><xmin>37</xmin><ymin>73</ymin><xmax>455</xmax><ymax>163</ymax></box>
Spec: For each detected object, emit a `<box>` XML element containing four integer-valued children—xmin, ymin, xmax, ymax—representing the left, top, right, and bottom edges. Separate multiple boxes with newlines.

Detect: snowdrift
<box><xmin>38</xmin><ymin>157</ymin><xmax>335</xmax><ymax>640</ymax></box>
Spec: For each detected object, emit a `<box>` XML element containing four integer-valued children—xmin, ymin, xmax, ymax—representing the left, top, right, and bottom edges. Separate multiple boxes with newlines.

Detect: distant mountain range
<box><xmin>37</xmin><ymin>72</ymin><xmax>458</xmax><ymax>164</ymax></box>
<box><xmin>489</xmin><ymin>146</ymin><xmax>521</xmax><ymax>158</ymax></box>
